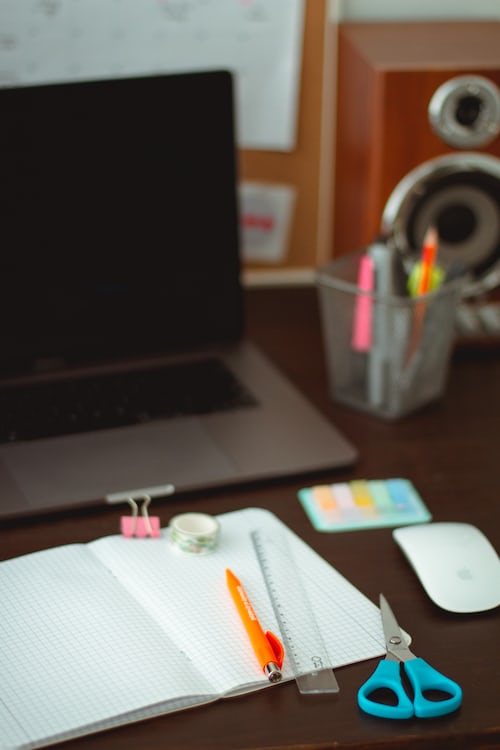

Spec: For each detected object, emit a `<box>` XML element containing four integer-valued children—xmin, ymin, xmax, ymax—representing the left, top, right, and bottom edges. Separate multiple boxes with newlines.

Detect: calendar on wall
<box><xmin>0</xmin><ymin>0</ymin><xmax>305</xmax><ymax>150</ymax></box>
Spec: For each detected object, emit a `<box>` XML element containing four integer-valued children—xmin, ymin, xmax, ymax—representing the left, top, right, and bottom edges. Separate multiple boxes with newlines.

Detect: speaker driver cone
<box><xmin>381</xmin><ymin>153</ymin><xmax>500</xmax><ymax>297</ymax></box>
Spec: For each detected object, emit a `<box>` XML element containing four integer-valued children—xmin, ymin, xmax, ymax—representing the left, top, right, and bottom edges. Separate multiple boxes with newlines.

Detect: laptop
<box><xmin>0</xmin><ymin>70</ymin><xmax>357</xmax><ymax>519</ymax></box>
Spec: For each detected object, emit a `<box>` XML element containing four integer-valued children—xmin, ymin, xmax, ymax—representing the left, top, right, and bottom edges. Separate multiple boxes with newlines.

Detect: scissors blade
<box><xmin>379</xmin><ymin>594</ymin><xmax>415</xmax><ymax>662</ymax></box>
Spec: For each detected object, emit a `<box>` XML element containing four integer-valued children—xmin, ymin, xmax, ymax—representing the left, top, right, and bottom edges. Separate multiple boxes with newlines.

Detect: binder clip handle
<box><xmin>120</xmin><ymin>494</ymin><xmax>161</xmax><ymax>538</ymax></box>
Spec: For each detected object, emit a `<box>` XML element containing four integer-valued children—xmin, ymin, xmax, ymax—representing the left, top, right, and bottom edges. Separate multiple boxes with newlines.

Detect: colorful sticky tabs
<box><xmin>298</xmin><ymin>479</ymin><xmax>431</xmax><ymax>532</ymax></box>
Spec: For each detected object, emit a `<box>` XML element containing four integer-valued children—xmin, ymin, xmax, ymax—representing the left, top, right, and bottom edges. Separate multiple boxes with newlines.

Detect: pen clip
<box><xmin>265</xmin><ymin>630</ymin><xmax>285</xmax><ymax>669</ymax></box>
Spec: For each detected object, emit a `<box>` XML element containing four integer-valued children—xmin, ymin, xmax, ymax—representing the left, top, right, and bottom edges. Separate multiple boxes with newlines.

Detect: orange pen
<box><xmin>226</xmin><ymin>568</ymin><xmax>284</xmax><ymax>683</ymax></box>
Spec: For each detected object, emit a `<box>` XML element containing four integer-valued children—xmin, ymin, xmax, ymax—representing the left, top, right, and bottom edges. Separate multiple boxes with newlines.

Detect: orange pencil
<box><xmin>416</xmin><ymin>226</ymin><xmax>439</xmax><ymax>295</ymax></box>
<box><xmin>226</xmin><ymin>568</ymin><xmax>284</xmax><ymax>683</ymax></box>
<box><xmin>405</xmin><ymin>226</ymin><xmax>440</xmax><ymax>365</ymax></box>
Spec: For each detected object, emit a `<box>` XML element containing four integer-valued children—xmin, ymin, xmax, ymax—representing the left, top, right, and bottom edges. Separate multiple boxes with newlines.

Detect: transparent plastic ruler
<box><xmin>251</xmin><ymin>528</ymin><xmax>340</xmax><ymax>695</ymax></box>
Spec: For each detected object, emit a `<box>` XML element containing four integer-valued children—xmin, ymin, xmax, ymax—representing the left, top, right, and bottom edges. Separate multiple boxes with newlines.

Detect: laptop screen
<box><xmin>0</xmin><ymin>71</ymin><xmax>243</xmax><ymax>374</ymax></box>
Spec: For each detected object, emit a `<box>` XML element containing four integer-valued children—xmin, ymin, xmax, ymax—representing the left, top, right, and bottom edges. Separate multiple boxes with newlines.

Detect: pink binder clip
<box><xmin>120</xmin><ymin>495</ymin><xmax>161</xmax><ymax>538</ymax></box>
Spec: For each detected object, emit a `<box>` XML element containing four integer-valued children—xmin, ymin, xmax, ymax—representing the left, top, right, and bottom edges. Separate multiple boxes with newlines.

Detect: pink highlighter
<box><xmin>351</xmin><ymin>254</ymin><xmax>374</xmax><ymax>352</ymax></box>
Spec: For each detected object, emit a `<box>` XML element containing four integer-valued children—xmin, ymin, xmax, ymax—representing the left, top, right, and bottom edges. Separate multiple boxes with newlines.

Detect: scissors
<box><xmin>358</xmin><ymin>594</ymin><xmax>462</xmax><ymax>719</ymax></box>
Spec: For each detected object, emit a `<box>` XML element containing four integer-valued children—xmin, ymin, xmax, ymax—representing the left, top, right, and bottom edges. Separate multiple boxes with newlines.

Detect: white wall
<box><xmin>331</xmin><ymin>0</ymin><xmax>500</xmax><ymax>22</ymax></box>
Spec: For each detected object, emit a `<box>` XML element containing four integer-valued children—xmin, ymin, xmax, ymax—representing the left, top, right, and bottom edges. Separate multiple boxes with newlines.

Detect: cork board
<box><xmin>240</xmin><ymin>0</ymin><xmax>331</xmax><ymax>275</ymax></box>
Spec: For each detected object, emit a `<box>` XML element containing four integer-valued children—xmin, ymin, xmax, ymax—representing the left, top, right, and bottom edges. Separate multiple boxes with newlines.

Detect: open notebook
<box><xmin>0</xmin><ymin>508</ymin><xmax>388</xmax><ymax>750</ymax></box>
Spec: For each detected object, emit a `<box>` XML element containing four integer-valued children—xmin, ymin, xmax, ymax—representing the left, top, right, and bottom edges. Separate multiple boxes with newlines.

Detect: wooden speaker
<box><xmin>333</xmin><ymin>20</ymin><xmax>500</xmax><ymax>281</ymax></box>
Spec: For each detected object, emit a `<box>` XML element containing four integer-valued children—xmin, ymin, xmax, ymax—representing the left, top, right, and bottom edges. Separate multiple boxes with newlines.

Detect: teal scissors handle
<box><xmin>358</xmin><ymin>659</ymin><xmax>413</xmax><ymax>719</ymax></box>
<box><xmin>358</xmin><ymin>657</ymin><xmax>462</xmax><ymax>720</ymax></box>
<box><xmin>405</xmin><ymin>657</ymin><xmax>462</xmax><ymax>718</ymax></box>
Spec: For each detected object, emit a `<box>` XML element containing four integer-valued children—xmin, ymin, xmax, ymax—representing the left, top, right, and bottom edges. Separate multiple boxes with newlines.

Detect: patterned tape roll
<box><xmin>169</xmin><ymin>512</ymin><xmax>220</xmax><ymax>554</ymax></box>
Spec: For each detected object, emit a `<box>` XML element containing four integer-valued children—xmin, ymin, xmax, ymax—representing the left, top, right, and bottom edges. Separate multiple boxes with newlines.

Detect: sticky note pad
<box><xmin>298</xmin><ymin>479</ymin><xmax>431</xmax><ymax>532</ymax></box>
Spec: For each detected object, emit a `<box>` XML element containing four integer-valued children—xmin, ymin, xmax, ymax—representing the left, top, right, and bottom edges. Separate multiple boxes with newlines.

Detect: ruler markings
<box><xmin>251</xmin><ymin>527</ymin><xmax>340</xmax><ymax>695</ymax></box>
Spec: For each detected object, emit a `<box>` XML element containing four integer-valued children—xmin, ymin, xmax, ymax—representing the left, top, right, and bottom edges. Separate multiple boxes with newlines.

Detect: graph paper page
<box><xmin>0</xmin><ymin>544</ymin><xmax>215</xmax><ymax>750</ymax></box>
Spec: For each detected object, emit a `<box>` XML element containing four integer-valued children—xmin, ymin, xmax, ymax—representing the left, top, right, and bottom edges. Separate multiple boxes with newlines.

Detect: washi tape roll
<box><xmin>169</xmin><ymin>512</ymin><xmax>220</xmax><ymax>554</ymax></box>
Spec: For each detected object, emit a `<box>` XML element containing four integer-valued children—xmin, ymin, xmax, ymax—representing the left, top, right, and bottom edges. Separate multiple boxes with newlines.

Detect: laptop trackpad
<box><xmin>1</xmin><ymin>419</ymin><xmax>239</xmax><ymax>511</ymax></box>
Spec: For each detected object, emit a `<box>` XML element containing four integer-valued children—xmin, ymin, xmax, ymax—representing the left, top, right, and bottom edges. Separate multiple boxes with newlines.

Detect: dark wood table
<box><xmin>2</xmin><ymin>286</ymin><xmax>499</xmax><ymax>750</ymax></box>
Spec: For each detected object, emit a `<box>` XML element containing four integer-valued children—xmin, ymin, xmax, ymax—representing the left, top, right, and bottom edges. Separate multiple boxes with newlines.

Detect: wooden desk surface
<box><xmin>2</xmin><ymin>286</ymin><xmax>499</xmax><ymax>750</ymax></box>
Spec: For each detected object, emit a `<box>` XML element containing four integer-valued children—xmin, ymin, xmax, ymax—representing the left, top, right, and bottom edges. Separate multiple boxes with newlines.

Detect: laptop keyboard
<box><xmin>0</xmin><ymin>358</ymin><xmax>258</xmax><ymax>444</ymax></box>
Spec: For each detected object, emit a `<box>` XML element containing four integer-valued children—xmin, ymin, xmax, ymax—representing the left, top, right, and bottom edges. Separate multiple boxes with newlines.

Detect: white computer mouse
<box><xmin>393</xmin><ymin>522</ymin><xmax>500</xmax><ymax>613</ymax></box>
